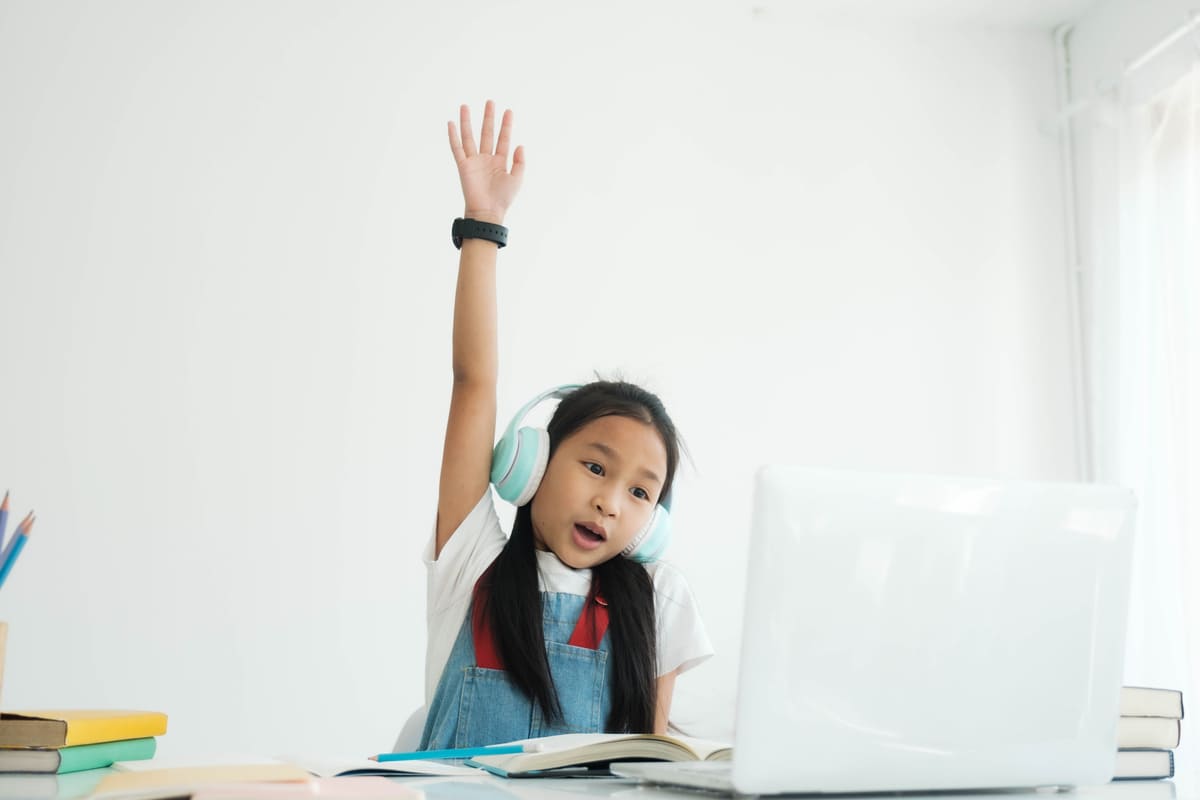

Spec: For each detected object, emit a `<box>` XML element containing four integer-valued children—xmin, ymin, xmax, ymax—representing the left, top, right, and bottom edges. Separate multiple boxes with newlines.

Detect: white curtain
<box><xmin>1082</xmin><ymin>53</ymin><xmax>1199</xmax><ymax>763</ymax></box>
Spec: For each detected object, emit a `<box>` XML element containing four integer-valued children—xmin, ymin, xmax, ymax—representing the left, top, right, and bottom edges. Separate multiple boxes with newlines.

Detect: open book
<box><xmin>466</xmin><ymin>732</ymin><xmax>732</xmax><ymax>777</ymax></box>
<box><xmin>281</xmin><ymin>755</ymin><xmax>480</xmax><ymax>778</ymax></box>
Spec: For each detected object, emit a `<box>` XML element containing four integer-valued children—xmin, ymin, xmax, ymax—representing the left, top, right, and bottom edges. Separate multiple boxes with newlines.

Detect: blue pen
<box><xmin>372</xmin><ymin>743</ymin><xmax>532</xmax><ymax>762</ymax></box>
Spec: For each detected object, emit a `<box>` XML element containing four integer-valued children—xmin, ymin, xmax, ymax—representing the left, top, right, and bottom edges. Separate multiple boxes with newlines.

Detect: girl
<box><xmin>418</xmin><ymin>101</ymin><xmax>712</xmax><ymax>750</ymax></box>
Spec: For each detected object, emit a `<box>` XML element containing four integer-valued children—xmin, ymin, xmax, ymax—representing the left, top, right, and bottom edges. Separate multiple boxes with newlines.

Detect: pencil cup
<box><xmin>0</xmin><ymin>621</ymin><xmax>7</xmax><ymax>705</ymax></box>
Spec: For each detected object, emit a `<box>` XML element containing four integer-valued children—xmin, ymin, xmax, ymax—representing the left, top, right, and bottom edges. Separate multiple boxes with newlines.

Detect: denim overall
<box><xmin>420</xmin><ymin>574</ymin><xmax>614</xmax><ymax>749</ymax></box>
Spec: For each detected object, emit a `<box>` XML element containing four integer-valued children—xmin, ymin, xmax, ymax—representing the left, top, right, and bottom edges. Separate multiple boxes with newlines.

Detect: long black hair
<box><xmin>479</xmin><ymin>380</ymin><xmax>681</xmax><ymax>733</ymax></box>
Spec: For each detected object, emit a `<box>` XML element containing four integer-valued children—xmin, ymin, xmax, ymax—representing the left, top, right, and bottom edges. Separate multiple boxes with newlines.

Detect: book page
<box><xmin>280</xmin><ymin>755</ymin><xmax>480</xmax><ymax>778</ymax></box>
<box><xmin>494</xmin><ymin>732</ymin><xmax>731</xmax><ymax>760</ymax></box>
<box><xmin>470</xmin><ymin>732</ymin><xmax>734</xmax><ymax>774</ymax></box>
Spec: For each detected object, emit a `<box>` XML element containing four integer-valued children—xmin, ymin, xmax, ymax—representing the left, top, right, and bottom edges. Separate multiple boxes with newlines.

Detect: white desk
<box><xmin>4</xmin><ymin>769</ymin><xmax>1191</xmax><ymax>800</ymax></box>
<box><xmin>409</xmin><ymin>774</ymin><xmax>1188</xmax><ymax>800</ymax></box>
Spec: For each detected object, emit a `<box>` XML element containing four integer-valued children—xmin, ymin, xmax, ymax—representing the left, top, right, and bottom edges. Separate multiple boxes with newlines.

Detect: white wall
<box><xmin>1065</xmin><ymin>0</ymin><xmax>1198</xmax><ymax>768</ymax></box>
<box><xmin>0</xmin><ymin>1</ymin><xmax>1073</xmax><ymax>756</ymax></box>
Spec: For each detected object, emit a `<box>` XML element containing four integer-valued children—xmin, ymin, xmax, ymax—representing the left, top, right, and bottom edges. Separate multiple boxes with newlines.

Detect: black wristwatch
<box><xmin>452</xmin><ymin>217</ymin><xmax>508</xmax><ymax>249</ymax></box>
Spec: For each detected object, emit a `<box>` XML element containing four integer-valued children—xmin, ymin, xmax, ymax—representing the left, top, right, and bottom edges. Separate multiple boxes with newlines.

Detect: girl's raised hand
<box><xmin>448</xmin><ymin>100</ymin><xmax>525</xmax><ymax>226</ymax></box>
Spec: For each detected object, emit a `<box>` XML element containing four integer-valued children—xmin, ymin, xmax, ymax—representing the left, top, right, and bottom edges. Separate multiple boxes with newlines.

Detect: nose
<box><xmin>593</xmin><ymin>484</ymin><xmax>621</xmax><ymax>517</ymax></box>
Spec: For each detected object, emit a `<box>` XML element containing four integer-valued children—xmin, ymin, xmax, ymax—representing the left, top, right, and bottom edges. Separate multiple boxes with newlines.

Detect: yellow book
<box><xmin>0</xmin><ymin>709</ymin><xmax>167</xmax><ymax>747</ymax></box>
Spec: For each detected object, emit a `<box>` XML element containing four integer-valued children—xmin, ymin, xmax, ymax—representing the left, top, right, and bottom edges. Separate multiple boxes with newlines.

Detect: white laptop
<box><xmin>615</xmin><ymin>466</ymin><xmax>1136</xmax><ymax>795</ymax></box>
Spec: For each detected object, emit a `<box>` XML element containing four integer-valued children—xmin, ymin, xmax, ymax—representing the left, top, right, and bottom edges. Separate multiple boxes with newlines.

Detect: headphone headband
<box><xmin>498</xmin><ymin>384</ymin><xmax>582</xmax><ymax>446</ymax></box>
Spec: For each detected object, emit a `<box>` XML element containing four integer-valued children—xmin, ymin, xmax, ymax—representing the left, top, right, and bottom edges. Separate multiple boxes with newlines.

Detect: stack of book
<box><xmin>0</xmin><ymin>709</ymin><xmax>166</xmax><ymax>775</ymax></box>
<box><xmin>1115</xmin><ymin>686</ymin><xmax>1184</xmax><ymax>780</ymax></box>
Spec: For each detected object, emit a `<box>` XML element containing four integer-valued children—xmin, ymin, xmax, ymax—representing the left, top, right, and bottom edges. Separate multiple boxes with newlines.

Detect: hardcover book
<box><xmin>0</xmin><ymin>736</ymin><xmax>155</xmax><ymax>773</ymax></box>
<box><xmin>0</xmin><ymin>710</ymin><xmax>167</xmax><ymax>748</ymax></box>
<box><xmin>1119</xmin><ymin>687</ymin><xmax>1184</xmax><ymax>719</ymax></box>
<box><xmin>1116</xmin><ymin>717</ymin><xmax>1181</xmax><ymax>749</ymax></box>
<box><xmin>1113</xmin><ymin>749</ymin><xmax>1174</xmax><ymax>781</ymax></box>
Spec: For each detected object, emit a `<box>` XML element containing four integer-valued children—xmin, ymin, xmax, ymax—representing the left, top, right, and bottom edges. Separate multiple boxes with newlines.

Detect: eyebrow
<box><xmin>586</xmin><ymin>442</ymin><xmax>662</xmax><ymax>485</ymax></box>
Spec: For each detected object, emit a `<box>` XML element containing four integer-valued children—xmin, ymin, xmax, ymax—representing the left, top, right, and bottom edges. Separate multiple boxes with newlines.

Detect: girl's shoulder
<box><xmin>645</xmin><ymin>559</ymin><xmax>700</xmax><ymax>608</ymax></box>
<box><xmin>646</xmin><ymin>559</ymin><xmax>715</xmax><ymax>674</ymax></box>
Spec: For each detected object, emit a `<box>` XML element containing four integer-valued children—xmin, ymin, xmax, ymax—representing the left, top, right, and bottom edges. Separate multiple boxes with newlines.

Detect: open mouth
<box><xmin>574</xmin><ymin>523</ymin><xmax>606</xmax><ymax>544</ymax></box>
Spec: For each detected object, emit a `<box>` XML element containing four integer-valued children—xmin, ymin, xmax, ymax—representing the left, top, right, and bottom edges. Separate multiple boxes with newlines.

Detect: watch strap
<box><xmin>452</xmin><ymin>217</ymin><xmax>508</xmax><ymax>249</ymax></box>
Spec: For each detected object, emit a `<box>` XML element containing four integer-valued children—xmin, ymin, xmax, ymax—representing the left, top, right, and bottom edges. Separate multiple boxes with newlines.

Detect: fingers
<box><xmin>510</xmin><ymin>145</ymin><xmax>526</xmax><ymax>183</ymax></box>
<box><xmin>479</xmin><ymin>100</ymin><xmax>495</xmax><ymax>156</ymax></box>
<box><xmin>459</xmin><ymin>104</ymin><xmax>477</xmax><ymax>157</ymax></box>
<box><xmin>495</xmin><ymin>108</ymin><xmax>512</xmax><ymax>158</ymax></box>
<box><xmin>447</xmin><ymin>121</ymin><xmax>465</xmax><ymax>164</ymax></box>
<box><xmin>450</xmin><ymin>102</ymin><xmax>521</xmax><ymax>173</ymax></box>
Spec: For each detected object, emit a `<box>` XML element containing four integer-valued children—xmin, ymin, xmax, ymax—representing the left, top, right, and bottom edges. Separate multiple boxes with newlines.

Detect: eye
<box><xmin>583</xmin><ymin>461</ymin><xmax>604</xmax><ymax>475</ymax></box>
<box><xmin>631</xmin><ymin>487</ymin><xmax>650</xmax><ymax>501</ymax></box>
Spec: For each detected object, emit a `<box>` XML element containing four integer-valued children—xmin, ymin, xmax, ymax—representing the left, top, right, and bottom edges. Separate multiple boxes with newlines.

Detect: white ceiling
<box><xmin>762</xmin><ymin>0</ymin><xmax>1103</xmax><ymax>29</ymax></box>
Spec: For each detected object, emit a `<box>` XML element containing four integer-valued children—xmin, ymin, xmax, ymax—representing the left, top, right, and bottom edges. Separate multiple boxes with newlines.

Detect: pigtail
<box><xmin>484</xmin><ymin>503</ymin><xmax>565</xmax><ymax>724</ymax></box>
<box><xmin>595</xmin><ymin>556</ymin><xmax>658</xmax><ymax>733</ymax></box>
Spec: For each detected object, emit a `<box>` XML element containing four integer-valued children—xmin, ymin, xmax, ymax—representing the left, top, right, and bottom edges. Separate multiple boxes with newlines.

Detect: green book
<box><xmin>0</xmin><ymin>736</ymin><xmax>156</xmax><ymax>774</ymax></box>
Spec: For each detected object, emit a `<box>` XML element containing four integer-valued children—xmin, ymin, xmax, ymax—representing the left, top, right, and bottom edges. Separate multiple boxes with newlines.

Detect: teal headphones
<box><xmin>490</xmin><ymin>384</ymin><xmax>673</xmax><ymax>564</ymax></box>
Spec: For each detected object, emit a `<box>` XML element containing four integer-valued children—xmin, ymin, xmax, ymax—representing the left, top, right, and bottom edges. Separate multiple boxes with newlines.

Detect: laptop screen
<box><xmin>731</xmin><ymin>466</ymin><xmax>1135</xmax><ymax>795</ymax></box>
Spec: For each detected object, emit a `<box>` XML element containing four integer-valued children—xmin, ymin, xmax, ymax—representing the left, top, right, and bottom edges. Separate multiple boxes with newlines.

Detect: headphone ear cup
<box><xmin>492</xmin><ymin>426</ymin><xmax>550</xmax><ymax>507</ymax></box>
<box><xmin>625</xmin><ymin>503</ymin><xmax>672</xmax><ymax>564</ymax></box>
<box><xmin>490</xmin><ymin>429</ymin><xmax>519</xmax><ymax>490</ymax></box>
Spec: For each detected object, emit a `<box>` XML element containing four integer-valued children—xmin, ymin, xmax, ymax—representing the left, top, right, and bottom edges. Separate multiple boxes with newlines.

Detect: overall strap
<box><xmin>472</xmin><ymin>573</ymin><xmax>610</xmax><ymax>670</ymax></box>
<box><xmin>567</xmin><ymin>587</ymin><xmax>610</xmax><ymax>649</ymax></box>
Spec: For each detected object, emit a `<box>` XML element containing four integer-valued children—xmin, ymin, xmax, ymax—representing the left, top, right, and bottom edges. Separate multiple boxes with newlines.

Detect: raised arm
<box><xmin>435</xmin><ymin>101</ymin><xmax>526</xmax><ymax>557</ymax></box>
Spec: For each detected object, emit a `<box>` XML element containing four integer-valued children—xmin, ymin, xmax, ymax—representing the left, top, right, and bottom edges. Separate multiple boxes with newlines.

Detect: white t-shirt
<box><xmin>422</xmin><ymin>488</ymin><xmax>714</xmax><ymax>706</ymax></box>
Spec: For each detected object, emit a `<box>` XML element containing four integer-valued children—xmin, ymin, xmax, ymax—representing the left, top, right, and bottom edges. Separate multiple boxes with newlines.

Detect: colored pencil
<box><xmin>370</xmin><ymin>743</ymin><xmax>535</xmax><ymax>762</ymax></box>
<box><xmin>0</xmin><ymin>491</ymin><xmax>8</xmax><ymax>553</ymax></box>
<box><xmin>0</xmin><ymin>512</ymin><xmax>33</xmax><ymax>591</ymax></box>
<box><xmin>0</xmin><ymin>511</ymin><xmax>29</xmax><ymax>564</ymax></box>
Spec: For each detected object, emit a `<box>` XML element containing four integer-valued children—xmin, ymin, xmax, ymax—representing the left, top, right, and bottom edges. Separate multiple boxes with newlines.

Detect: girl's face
<box><xmin>530</xmin><ymin>414</ymin><xmax>668</xmax><ymax>570</ymax></box>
